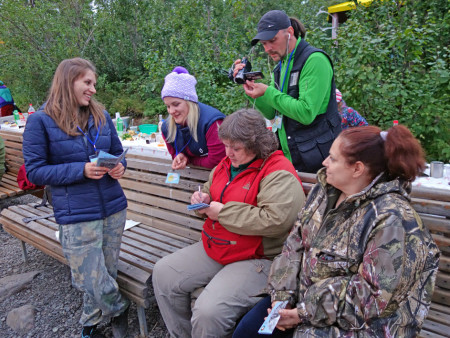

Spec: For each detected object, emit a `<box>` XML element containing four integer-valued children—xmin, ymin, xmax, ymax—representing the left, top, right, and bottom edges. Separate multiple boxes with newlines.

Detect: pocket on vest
<box><xmin>202</xmin><ymin>229</ymin><xmax>263</xmax><ymax>265</ymax></box>
<box><xmin>292</xmin><ymin>131</ymin><xmax>334</xmax><ymax>172</ymax></box>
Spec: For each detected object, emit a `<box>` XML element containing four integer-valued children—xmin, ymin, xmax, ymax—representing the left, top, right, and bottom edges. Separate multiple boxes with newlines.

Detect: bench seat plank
<box><xmin>127</xmin><ymin>209</ymin><xmax>201</xmax><ymax>241</ymax></box>
<box><xmin>120</xmin><ymin>176</ymin><xmax>192</xmax><ymax>203</ymax></box>
<box><xmin>419</xmin><ymin>328</ymin><xmax>447</xmax><ymax>338</ymax></box>
<box><xmin>121</xmin><ymin>235</ymin><xmax>172</xmax><ymax>259</ymax></box>
<box><xmin>126</xmin><ymin>200</ymin><xmax>203</xmax><ymax>231</ymax></box>
<box><xmin>421</xmin><ymin>319</ymin><xmax>450</xmax><ymax>337</ymax></box>
<box><xmin>129</xmin><ymin>226</ymin><xmax>191</xmax><ymax>250</ymax></box>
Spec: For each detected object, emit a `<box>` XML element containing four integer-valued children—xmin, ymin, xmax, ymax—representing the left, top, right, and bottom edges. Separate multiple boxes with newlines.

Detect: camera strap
<box><xmin>279</xmin><ymin>50</ymin><xmax>295</xmax><ymax>93</ymax></box>
<box><xmin>273</xmin><ymin>50</ymin><xmax>295</xmax><ymax>132</ymax></box>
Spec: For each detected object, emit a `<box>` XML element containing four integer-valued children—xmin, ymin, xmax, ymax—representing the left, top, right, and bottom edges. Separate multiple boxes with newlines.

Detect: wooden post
<box><xmin>137</xmin><ymin>305</ymin><xmax>148</xmax><ymax>337</ymax></box>
<box><xmin>20</xmin><ymin>240</ymin><xmax>28</xmax><ymax>263</ymax></box>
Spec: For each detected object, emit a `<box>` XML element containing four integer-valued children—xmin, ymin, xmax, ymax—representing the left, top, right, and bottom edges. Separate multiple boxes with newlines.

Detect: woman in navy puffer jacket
<box><xmin>23</xmin><ymin>58</ymin><xmax>129</xmax><ymax>338</ymax></box>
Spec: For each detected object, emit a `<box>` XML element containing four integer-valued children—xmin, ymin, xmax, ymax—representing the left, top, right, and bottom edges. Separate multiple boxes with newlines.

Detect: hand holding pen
<box><xmin>191</xmin><ymin>185</ymin><xmax>210</xmax><ymax>205</ymax></box>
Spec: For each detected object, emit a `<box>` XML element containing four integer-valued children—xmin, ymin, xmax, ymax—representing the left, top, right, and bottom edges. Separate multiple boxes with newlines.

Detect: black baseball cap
<box><xmin>251</xmin><ymin>10</ymin><xmax>291</xmax><ymax>46</ymax></box>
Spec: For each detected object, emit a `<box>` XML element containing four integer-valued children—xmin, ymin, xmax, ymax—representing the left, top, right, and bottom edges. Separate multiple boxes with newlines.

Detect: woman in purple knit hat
<box><xmin>160</xmin><ymin>66</ymin><xmax>226</xmax><ymax>170</ymax></box>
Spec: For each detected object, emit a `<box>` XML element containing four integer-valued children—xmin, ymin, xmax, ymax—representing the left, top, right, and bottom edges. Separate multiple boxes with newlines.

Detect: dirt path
<box><xmin>0</xmin><ymin>195</ymin><xmax>168</xmax><ymax>338</ymax></box>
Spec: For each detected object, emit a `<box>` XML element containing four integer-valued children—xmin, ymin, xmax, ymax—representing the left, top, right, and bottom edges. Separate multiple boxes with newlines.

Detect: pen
<box><xmin>198</xmin><ymin>185</ymin><xmax>202</xmax><ymax>201</ymax></box>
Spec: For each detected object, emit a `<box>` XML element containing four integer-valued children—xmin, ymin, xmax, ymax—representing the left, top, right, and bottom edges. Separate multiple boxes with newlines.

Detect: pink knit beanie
<box><xmin>161</xmin><ymin>66</ymin><xmax>198</xmax><ymax>103</ymax></box>
<box><xmin>335</xmin><ymin>89</ymin><xmax>343</xmax><ymax>103</ymax></box>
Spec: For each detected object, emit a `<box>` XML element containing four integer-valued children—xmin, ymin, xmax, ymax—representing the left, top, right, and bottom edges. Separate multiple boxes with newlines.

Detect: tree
<box><xmin>310</xmin><ymin>0</ymin><xmax>449</xmax><ymax>161</ymax></box>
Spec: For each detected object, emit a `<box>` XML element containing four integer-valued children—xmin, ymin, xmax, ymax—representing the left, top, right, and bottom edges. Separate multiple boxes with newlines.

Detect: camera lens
<box><xmin>234</xmin><ymin>71</ymin><xmax>246</xmax><ymax>84</ymax></box>
<box><xmin>234</xmin><ymin>57</ymin><xmax>250</xmax><ymax>84</ymax></box>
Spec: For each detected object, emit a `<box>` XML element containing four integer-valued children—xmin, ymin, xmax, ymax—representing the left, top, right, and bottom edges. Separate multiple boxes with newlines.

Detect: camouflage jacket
<box><xmin>268</xmin><ymin>168</ymin><xmax>440</xmax><ymax>337</ymax></box>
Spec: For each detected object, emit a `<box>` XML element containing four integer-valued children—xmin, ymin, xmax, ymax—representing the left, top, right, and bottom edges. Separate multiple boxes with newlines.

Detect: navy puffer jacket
<box><xmin>23</xmin><ymin>110</ymin><xmax>127</xmax><ymax>225</ymax></box>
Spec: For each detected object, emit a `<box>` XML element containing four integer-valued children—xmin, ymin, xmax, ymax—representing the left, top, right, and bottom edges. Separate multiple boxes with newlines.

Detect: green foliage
<box><xmin>0</xmin><ymin>0</ymin><xmax>448</xmax><ymax>160</ymax></box>
<box><xmin>311</xmin><ymin>0</ymin><xmax>449</xmax><ymax>161</ymax></box>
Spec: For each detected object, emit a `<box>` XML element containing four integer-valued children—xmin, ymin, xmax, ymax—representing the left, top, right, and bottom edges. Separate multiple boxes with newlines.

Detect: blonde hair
<box><xmin>45</xmin><ymin>58</ymin><xmax>106</xmax><ymax>136</ymax></box>
<box><xmin>165</xmin><ymin>101</ymin><xmax>199</xmax><ymax>143</ymax></box>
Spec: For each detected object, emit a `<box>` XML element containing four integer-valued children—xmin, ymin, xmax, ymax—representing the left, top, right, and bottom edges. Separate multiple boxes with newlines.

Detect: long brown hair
<box><xmin>45</xmin><ymin>58</ymin><xmax>106</xmax><ymax>136</ymax></box>
<box><xmin>339</xmin><ymin>125</ymin><xmax>426</xmax><ymax>181</ymax></box>
<box><xmin>290</xmin><ymin>17</ymin><xmax>306</xmax><ymax>39</ymax></box>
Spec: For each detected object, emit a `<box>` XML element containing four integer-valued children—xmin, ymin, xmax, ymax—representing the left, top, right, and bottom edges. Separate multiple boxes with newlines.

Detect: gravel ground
<box><xmin>0</xmin><ymin>195</ymin><xmax>169</xmax><ymax>338</ymax></box>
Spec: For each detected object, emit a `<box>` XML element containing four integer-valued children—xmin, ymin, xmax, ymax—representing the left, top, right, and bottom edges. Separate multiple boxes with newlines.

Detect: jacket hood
<box><xmin>316</xmin><ymin>167</ymin><xmax>412</xmax><ymax>205</ymax></box>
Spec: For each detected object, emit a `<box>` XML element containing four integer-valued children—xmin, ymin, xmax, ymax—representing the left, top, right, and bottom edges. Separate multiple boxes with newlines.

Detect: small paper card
<box><xmin>272</xmin><ymin>114</ymin><xmax>282</xmax><ymax>129</ymax></box>
<box><xmin>258</xmin><ymin>300</ymin><xmax>288</xmax><ymax>335</ymax></box>
<box><xmin>166</xmin><ymin>172</ymin><xmax>180</xmax><ymax>184</ymax></box>
<box><xmin>90</xmin><ymin>149</ymin><xmax>128</xmax><ymax>170</ymax></box>
<box><xmin>187</xmin><ymin>203</ymin><xmax>210</xmax><ymax>211</ymax></box>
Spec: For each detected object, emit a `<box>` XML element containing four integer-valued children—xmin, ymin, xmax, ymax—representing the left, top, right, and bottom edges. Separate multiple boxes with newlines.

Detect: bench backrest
<box><xmin>0</xmin><ymin>129</ymin><xmax>24</xmax><ymax>175</ymax></box>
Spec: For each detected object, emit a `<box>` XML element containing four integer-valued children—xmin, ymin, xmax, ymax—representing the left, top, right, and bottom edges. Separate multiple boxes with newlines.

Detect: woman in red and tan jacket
<box><xmin>152</xmin><ymin>109</ymin><xmax>306</xmax><ymax>337</ymax></box>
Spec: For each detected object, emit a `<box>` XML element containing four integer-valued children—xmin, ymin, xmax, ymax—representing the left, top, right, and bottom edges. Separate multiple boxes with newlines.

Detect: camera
<box><xmin>228</xmin><ymin>57</ymin><xmax>264</xmax><ymax>84</ymax></box>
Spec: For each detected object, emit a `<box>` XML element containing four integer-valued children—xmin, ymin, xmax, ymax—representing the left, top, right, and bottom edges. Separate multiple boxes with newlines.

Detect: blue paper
<box><xmin>187</xmin><ymin>203</ymin><xmax>210</xmax><ymax>211</ymax></box>
<box><xmin>258</xmin><ymin>301</ymin><xmax>288</xmax><ymax>335</ymax></box>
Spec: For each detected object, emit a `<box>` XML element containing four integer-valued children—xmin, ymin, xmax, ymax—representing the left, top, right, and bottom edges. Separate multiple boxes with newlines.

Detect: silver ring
<box><xmin>95</xmin><ymin>171</ymin><xmax>98</xmax><ymax>175</ymax></box>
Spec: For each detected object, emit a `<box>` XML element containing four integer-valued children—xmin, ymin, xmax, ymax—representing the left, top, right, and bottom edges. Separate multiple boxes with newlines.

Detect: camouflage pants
<box><xmin>59</xmin><ymin>209</ymin><xmax>129</xmax><ymax>326</ymax></box>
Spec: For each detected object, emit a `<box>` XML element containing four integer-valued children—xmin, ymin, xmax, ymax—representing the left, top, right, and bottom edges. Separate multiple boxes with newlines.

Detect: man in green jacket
<box><xmin>233</xmin><ymin>10</ymin><xmax>341</xmax><ymax>173</ymax></box>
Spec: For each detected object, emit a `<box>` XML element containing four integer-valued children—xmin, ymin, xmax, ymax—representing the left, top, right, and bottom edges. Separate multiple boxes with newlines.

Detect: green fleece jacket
<box><xmin>251</xmin><ymin>38</ymin><xmax>333</xmax><ymax>162</ymax></box>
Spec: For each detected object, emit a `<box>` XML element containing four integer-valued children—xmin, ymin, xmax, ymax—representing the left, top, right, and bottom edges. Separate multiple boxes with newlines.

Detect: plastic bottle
<box><xmin>13</xmin><ymin>109</ymin><xmax>20</xmax><ymax>123</ymax></box>
<box><xmin>28</xmin><ymin>104</ymin><xmax>35</xmax><ymax>115</ymax></box>
<box><xmin>116</xmin><ymin>112</ymin><xmax>123</xmax><ymax>137</ymax></box>
<box><xmin>158</xmin><ymin>114</ymin><xmax>163</xmax><ymax>133</ymax></box>
<box><xmin>393</xmin><ymin>120</ymin><xmax>398</xmax><ymax>126</ymax></box>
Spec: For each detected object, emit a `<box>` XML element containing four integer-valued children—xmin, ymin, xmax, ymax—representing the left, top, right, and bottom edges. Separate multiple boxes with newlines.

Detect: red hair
<box><xmin>339</xmin><ymin>125</ymin><xmax>425</xmax><ymax>181</ymax></box>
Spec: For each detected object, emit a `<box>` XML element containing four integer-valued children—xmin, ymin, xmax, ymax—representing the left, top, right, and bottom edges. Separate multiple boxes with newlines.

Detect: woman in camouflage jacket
<box><xmin>233</xmin><ymin>125</ymin><xmax>440</xmax><ymax>338</ymax></box>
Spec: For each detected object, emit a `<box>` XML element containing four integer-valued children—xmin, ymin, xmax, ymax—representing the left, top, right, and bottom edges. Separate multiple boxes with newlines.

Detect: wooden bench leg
<box><xmin>137</xmin><ymin>305</ymin><xmax>148</xmax><ymax>337</ymax></box>
<box><xmin>20</xmin><ymin>240</ymin><xmax>28</xmax><ymax>263</ymax></box>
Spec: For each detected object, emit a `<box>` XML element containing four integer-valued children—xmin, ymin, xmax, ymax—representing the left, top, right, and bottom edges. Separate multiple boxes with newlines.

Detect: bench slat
<box><xmin>419</xmin><ymin>328</ymin><xmax>448</xmax><ymax>338</ymax></box>
<box><xmin>127</xmin><ymin>209</ymin><xmax>201</xmax><ymax>242</ymax></box>
<box><xmin>116</xmin><ymin>260</ymin><xmax>151</xmax><ymax>285</ymax></box>
<box><xmin>139</xmin><ymin>223</ymin><xmax>197</xmax><ymax>245</ymax></box>
<box><xmin>0</xmin><ymin>185</ymin><xmax>19</xmax><ymax>196</ymax></box>
<box><xmin>126</xmin><ymin>199</ymin><xmax>203</xmax><ymax>231</ymax></box>
<box><xmin>119</xmin><ymin>250</ymin><xmax>155</xmax><ymax>273</ymax></box>
<box><xmin>120</xmin><ymin>242</ymin><xmax>167</xmax><ymax>266</ymax></box>
<box><xmin>421</xmin><ymin>318</ymin><xmax>450</xmax><ymax>337</ymax></box>
<box><xmin>435</xmin><ymin>271</ymin><xmax>450</xmax><ymax>290</ymax></box>
<box><xmin>432</xmin><ymin>286</ymin><xmax>450</xmax><ymax>306</ymax></box>
<box><xmin>438</xmin><ymin>256</ymin><xmax>450</xmax><ymax>274</ymax></box>
<box><xmin>126</xmin><ymin>157</ymin><xmax>210</xmax><ymax>181</ymax></box>
<box><xmin>121</xmin><ymin>177</ymin><xmax>191</xmax><ymax>203</ymax></box>
<box><xmin>121</xmin><ymin>235</ymin><xmax>172</xmax><ymax>259</ymax></box>
<box><xmin>120</xmin><ymin>287</ymin><xmax>149</xmax><ymax>308</ymax></box>
<box><xmin>130</xmin><ymin>225</ymin><xmax>191</xmax><ymax>250</ymax></box>
<box><xmin>426</xmin><ymin>309</ymin><xmax>450</xmax><ymax>326</ymax></box>
<box><xmin>430</xmin><ymin>302</ymin><xmax>450</xmax><ymax>316</ymax></box>
<box><xmin>1</xmin><ymin>218</ymin><xmax>66</xmax><ymax>264</ymax></box>
<box><xmin>115</xmin><ymin>273</ymin><xmax>148</xmax><ymax>299</ymax></box>
<box><xmin>411</xmin><ymin>198</ymin><xmax>450</xmax><ymax>218</ymax></box>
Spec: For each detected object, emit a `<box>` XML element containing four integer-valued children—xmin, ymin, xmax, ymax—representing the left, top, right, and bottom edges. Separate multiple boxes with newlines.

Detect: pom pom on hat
<box><xmin>335</xmin><ymin>89</ymin><xmax>342</xmax><ymax>103</ymax></box>
<box><xmin>161</xmin><ymin>66</ymin><xmax>198</xmax><ymax>103</ymax></box>
<box><xmin>172</xmin><ymin>66</ymin><xmax>189</xmax><ymax>74</ymax></box>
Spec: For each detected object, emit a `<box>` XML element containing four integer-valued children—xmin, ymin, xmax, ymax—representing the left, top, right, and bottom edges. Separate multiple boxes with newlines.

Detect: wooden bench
<box><xmin>0</xmin><ymin>154</ymin><xmax>449</xmax><ymax>337</ymax></box>
<box><xmin>0</xmin><ymin>153</ymin><xmax>209</xmax><ymax>336</ymax></box>
<box><xmin>0</xmin><ymin>129</ymin><xmax>44</xmax><ymax>200</ymax></box>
